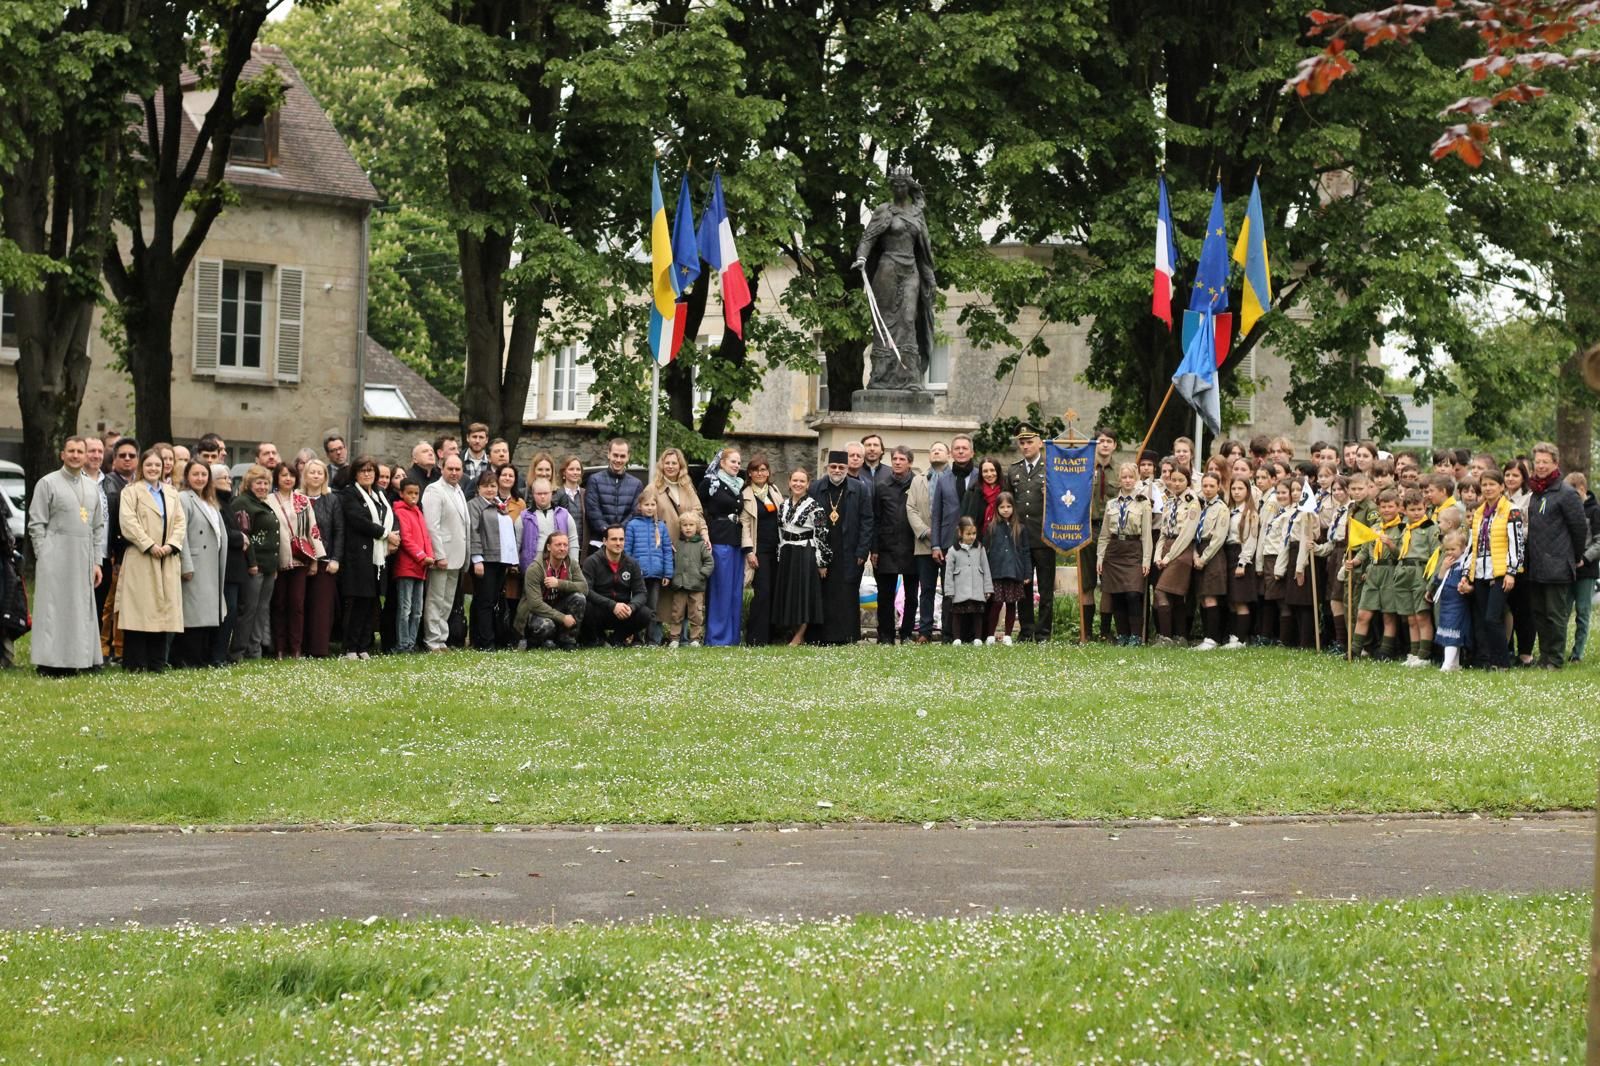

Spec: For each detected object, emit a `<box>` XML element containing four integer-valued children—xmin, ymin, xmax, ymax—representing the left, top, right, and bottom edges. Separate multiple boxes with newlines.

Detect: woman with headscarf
<box><xmin>699</xmin><ymin>446</ymin><xmax>750</xmax><ymax>646</ymax></box>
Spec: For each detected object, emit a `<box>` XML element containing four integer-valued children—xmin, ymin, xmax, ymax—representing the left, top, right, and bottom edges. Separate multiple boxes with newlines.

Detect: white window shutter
<box><xmin>275</xmin><ymin>265</ymin><xmax>304</xmax><ymax>383</ymax></box>
<box><xmin>521</xmin><ymin>357</ymin><xmax>542</xmax><ymax>422</ymax></box>
<box><xmin>192</xmin><ymin>258</ymin><xmax>223</xmax><ymax>375</ymax></box>
<box><xmin>573</xmin><ymin>346</ymin><xmax>596</xmax><ymax>418</ymax></box>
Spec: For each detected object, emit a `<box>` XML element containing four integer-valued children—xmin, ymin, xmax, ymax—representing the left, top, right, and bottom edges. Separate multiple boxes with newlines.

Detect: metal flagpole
<box><xmin>647</xmin><ymin>359</ymin><xmax>660</xmax><ymax>478</ymax></box>
<box><xmin>1345</xmin><ymin>557</ymin><xmax>1354</xmax><ymax>663</ymax></box>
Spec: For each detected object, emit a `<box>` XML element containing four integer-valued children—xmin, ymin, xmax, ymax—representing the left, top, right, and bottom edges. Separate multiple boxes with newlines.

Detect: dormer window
<box><xmin>229</xmin><ymin>112</ymin><xmax>279</xmax><ymax>167</ymax></box>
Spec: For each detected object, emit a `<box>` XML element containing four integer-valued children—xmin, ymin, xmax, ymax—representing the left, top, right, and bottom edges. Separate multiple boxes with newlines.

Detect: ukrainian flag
<box><xmin>1231</xmin><ymin>177</ymin><xmax>1273</xmax><ymax>338</ymax></box>
<box><xmin>647</xmin><ymin>164</ymin><xmax>681</xmax><ymax>365</ymax></box>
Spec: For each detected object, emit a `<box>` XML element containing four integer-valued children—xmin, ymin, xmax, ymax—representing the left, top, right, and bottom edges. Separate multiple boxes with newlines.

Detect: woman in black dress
<box><xmin>741</xmin><ymin>455</ymin><xmax>782</xmax><ymax>645</ymax></box>
<box><xmin>773</xmin><ymin>468</ymin><xmax>829</xmax><ymax>646</ymax></box>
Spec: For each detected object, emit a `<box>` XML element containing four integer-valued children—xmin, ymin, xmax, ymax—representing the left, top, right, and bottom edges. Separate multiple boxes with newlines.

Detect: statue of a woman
<box><xmin>851</xmin><ymin>167</ymin><xmax>937</xmax><ymax>391</ymax></box>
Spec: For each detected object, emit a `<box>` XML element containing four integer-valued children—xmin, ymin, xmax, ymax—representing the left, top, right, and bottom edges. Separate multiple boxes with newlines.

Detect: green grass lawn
<box><xmin>2</xmin><ymin>644</ymin><xmax>1596</xmax><ymax>826</ymax></box>
<box><xmin>0</xmin><ymin>894</ymin><xmax>1582</xmax><ymax>1063</ymax></box>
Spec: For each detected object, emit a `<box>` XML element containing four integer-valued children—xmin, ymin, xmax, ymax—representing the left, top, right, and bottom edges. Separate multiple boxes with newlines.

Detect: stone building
<box><xmin>0</xmin><ymin>44</ymin><xmax>379</xmax><ymax>466</ymax></box>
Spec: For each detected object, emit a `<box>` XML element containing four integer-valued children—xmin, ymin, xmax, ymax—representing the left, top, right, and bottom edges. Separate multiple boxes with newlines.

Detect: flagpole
<box><xmin>1345</xmin><ymin>554</ymin><xmax>1354</xmax><ymax>663</ymax></box>
<box><xmin>647</xmin><ymin>359</ymin><xmax>660</xmax><ymax>478</ymax></box>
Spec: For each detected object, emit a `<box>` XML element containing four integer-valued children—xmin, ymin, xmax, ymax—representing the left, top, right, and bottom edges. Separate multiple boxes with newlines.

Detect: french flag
<box><xmin>1153</xmin><ymin>173</ymin><xmax>1177</xmax><ymax>331</ymax></box>
<box><xmin>697</xmin><ymin>172</ymin><xmax>753</xmax><ymax>339</ymax></box>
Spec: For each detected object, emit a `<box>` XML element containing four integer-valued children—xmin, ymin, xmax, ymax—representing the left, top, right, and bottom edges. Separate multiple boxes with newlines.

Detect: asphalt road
<box><xmin>2</xmin><ymin>814</ymin><xmax>1590</xmax><ymax>928</ymax></box>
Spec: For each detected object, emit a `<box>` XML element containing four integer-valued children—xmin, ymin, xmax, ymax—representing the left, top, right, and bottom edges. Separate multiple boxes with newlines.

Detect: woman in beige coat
<box><xmin>649</xmin><ymin>447</ymin><xmax>703</xmax><ymax>541</ymax></box>
<box><xmin>118</xmin><ymin>448</ymin><xmax>187</xmax><ymax>671</ymax></box>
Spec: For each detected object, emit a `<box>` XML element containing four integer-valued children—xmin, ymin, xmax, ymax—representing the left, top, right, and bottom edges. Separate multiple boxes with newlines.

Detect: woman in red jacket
<box><xmin>390</xmin><ymin>478</ymin><xmax>435</xmax><ymax>653</ymax></box>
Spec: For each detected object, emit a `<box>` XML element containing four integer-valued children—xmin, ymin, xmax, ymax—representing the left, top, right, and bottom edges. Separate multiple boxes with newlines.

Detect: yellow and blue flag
<box><xmin>647</xmin><ymin>164</ymin><xmax>681</xmax><ymax>365</ymax></box>
<box><xmin>1232</xmin><ymin>177</ymin><xmax>1273</xmax><ymax>337</ymax></box>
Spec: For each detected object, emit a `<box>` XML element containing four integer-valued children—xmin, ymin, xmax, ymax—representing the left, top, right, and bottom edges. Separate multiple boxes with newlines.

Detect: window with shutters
<box><xmin>192</xmin><ymin>260</ymin><xmax>303</xmax><ymax>385</ymax></box>
<box><xmin>521</xmin><ymin>356</ymin><xmax>542</xmax><ymax>423</ymax></box>
<box><xmin>547</xmin><ymin>345</ymin><xmax>595</xmax><ymax>420</ymax></box>
<box><xmin>0</xmin><ymin>289</ymin><xmax>16</xmax><ymax>364</ymax></box>
<box><xmin>220</xmin><ymin>266</ymin><xmax>267</xmax><ymax>374</ymax></box>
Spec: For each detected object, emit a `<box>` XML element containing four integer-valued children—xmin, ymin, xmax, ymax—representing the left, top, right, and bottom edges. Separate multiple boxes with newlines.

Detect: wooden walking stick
<box><xmin>1310</xmin><ymin>533</ymin><xmax>1322</xmax><ymax>652</ymax></box>
<box><xmin>1345</xmin><ymin>552</ymin><xmax>1354</xmax><ymax>663</ymax></box>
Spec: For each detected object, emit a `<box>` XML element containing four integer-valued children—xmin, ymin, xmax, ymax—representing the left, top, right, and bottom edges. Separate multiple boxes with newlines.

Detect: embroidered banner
<box><xmin>1044</xmin><ymin>441</ymin><xmax>1097</xmax><ymax>555</ymax></box>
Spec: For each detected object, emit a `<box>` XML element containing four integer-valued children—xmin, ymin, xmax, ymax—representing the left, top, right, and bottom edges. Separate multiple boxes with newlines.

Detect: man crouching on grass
<box><xmin>580</xmin><ymin>525</ymin><xmax>652</xmax><ymax>647</ymax></box>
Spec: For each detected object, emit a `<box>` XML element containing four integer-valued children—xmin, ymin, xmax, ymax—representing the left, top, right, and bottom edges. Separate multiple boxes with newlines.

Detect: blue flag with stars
<box><xmin>672</xmin><ymin>173</ymin><xmax>701</xmax><ymax>293</ymax></box>
<box><xmin>1188</xmin><ymin>184</ymin><xmax>1230</xmax><ymax>314</ymax></box>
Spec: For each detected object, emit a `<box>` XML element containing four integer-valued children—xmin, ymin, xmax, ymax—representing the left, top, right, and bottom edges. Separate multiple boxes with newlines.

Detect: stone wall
<box><xmin>360</xmin><ymin>416</ymin><xmax>817</xmax><ymax>479</ymax></box>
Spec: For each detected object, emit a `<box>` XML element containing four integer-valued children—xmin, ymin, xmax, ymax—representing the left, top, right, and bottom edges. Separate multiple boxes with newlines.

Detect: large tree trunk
<box><xmin>1557</xmin><ymin>348</ymin><xmax>1593</xmax><ymax>474</ymax></box>
<box><xmin>2</xmin><ymin>144</ymin><xmax>105</xmax><ymax>489</ymax></box>
<box><xmin>497</xmin><ymin>280</ymin><xmax>545</xmax><ymax>443</ymax></box>
<box><xmin>124</xmin><ymin>312</ymin><xmax>177</xmax><ymax>447</ymax></box>
<box><xmin>457</xmin><ymin>229</ymin><xmax>512</xmax><ymax>438</ymax></box>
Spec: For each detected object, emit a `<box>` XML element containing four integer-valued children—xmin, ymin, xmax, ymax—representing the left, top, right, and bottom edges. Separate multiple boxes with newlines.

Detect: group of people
<box><xmin>1085</xmin><ymin>434</ymin><xmax>1598</xmax><ymax>672</ymax></box>
<box><xmin>9</xmin><ymin>420</ymin><xmax>1598</xmax><ymax>674</ymax></box>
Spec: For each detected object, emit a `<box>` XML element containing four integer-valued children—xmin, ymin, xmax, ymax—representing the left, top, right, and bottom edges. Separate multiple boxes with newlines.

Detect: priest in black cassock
<box><xmin>809</xmin><ymin>450</ymin><xmax>873</xmax><ymax>644</ymax></box>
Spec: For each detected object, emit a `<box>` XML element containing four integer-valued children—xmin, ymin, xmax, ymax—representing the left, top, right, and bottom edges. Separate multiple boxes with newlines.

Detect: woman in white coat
<box><xmin>176</xmin><ymin>459</ymin><xmax>228</xmax><ymax>667</ymax></box>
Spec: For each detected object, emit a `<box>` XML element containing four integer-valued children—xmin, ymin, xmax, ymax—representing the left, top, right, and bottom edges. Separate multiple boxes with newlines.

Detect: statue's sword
<box><xmin>858</xmin><ymin>264</ymin><xmax>914</xmax><ymax>377</ymax></box>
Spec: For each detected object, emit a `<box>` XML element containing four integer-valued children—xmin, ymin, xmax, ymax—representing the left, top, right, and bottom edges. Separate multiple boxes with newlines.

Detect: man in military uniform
<box><xmin>1084</xmin><ymin>427</ymin><xmax>1120</xmax><ymax>642</ymax></box>
<box><xmin>1008</xmin><ymin>425</ymin><xmax>1055</xmax><ymax>642</ymax></box>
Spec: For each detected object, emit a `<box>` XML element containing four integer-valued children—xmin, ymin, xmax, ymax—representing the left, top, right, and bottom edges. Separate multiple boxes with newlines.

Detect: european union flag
<box><xmin>672</xmin><ymin>173</ymin><xmax>701</xmax><ymax>292</ymax></box>
<box><xmin>1188</xmin><ymin>184</ymin><xmax>1230</xmax><ymax>313</ymax></box>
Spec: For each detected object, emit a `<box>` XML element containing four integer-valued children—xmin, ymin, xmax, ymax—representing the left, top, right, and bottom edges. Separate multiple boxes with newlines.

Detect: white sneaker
<box><xmin>668</xmin><ymin>640</ymin><xmax>680</xmax><ymax>649</ymax></box>
<box><xmin>1192</xmin><ymin>638</ymin><xmax>1218</xmax><ymax>651</ymax></box>
<box><xmin>985</xmin><ymin>636</ymin><xmax>996</xmax><ymax>645</ymax></box>
<box><xmin>1440</xmin><ymin>662</ymin><xmax>1461</xmax><ymax>672</ymax></box>
<box><xmin>1222</xmin><ymin>637</ymin><xmax>1245</xmax><ymax>649</ymax></box>
<box><xmin>689</xmin><ymin>640</ymin><xmax>702</xmax><ymax>647</ymax></box>
<box><xmin>1404</xmin><ymin>655</ymin><xmax>1429</xmax><ymax>668</ymax></box>
<box><xmin>343</xmin><ymin>652</ymin><xmax>359</xmax><ymax>661</ymax></box>
<box><xmin>1000</xmin><ymin>635</ymin><xmax>1013</xmax><ymax>646</ymax></box>
<box><xmin>952</xmin><ymin>639</ymin><xmax>963</xmax><ymax>646</ymax></box>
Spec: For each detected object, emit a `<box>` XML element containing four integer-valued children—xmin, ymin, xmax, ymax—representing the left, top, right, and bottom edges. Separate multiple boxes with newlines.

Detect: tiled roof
<box><xmin>362</xmin><ymin>337</ymin><xmax>459</xmax><ymax>423</ymax></box>
<box><xmin>166</xmin><ymin>43</ymin><xmax>381</xmax><ymax>207</ymax></box>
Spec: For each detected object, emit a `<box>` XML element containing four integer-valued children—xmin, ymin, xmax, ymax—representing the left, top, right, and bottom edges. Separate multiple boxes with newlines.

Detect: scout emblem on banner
<box><xmin>1044</xmin><ymin>441</ymin><xmax>1097</xmax><ymax>554</ymax></box>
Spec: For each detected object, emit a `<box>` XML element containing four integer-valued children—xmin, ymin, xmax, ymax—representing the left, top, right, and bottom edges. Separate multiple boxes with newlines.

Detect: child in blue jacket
<box><xmin>625</xmin><ymin>491</ymin><xmax>674</xmax><ymax>644</ymax></box>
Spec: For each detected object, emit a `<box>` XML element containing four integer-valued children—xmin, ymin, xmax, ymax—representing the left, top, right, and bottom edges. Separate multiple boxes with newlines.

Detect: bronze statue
<box><xmin>851</xmin><ymin>167</ymin><xmax>937</xmax><ymax>391</ymax></box>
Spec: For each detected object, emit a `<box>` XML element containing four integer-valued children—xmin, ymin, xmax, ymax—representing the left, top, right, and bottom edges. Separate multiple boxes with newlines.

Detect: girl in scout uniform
<box><xmin>1276</xmin><ymin>479</ymin><xmax>1319</xmax><ymax>650</ymax></box>
<box><xmin>1151</xmin><ymin>465</ymin><xmax>1200</xmax><ymax>646</ymax></box>
<box><xmin>1395</xmin><ymin>488</ymin><xmax>1441</xmax><ymax>667</ymax></box>
<box><xmin>1095</xmin><ymin>462</ymin><xmax>1152</xmax><ymax>646</ymax></box>
<box><xmin>1256</xmin><ymin>480</ymin><xmax>1293</xmax><ymax>646</ymax></box>
<box><xmin>1223</xmin><ymin>476</ymin><xmax>1259</xmax><ymax>649</ymax></box>
<box><xmin>1351</xmin><ymin>487</ymin><xmax>1404</xmax><ymax>660</ymax></box>
<box><xmin>1189</xmin><ymin>472</ymin><xmax>1231</xmax><ymax>650</ymax></box>
<box><xmin>1316</xmin><ymin>474</ymin><xmax>1352</xmax><ymax>655</ymax></box>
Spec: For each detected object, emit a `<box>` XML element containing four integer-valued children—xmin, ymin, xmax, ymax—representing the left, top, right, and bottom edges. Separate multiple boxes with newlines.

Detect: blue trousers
<box><xmin>705</xmin><ymin>543</ymin><xmax>745</xmax><ymax>646</ymax></box>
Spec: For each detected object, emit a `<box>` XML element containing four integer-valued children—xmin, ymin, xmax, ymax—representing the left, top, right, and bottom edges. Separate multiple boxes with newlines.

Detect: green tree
<box><xmin>266</xmin><ymin>0</ymin><xmax>468</xmax><ymax>402</ymax></box>
<box><xmin>103</xmin><ymin>0</ymin><xmax>302</xmax><ymax>447</ymax></box>
<box><xmin>0</xmin><ymin>0</ymin><xmax>148</xmax><ymax>485</ymax></box>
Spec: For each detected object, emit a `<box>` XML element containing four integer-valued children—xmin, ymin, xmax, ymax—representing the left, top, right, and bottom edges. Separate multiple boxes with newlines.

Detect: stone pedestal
<box><xmin>807</xmin><ymin>400</ymin><xmax>980</xmax><ymax>472</ymax></box>
<box><xmin>850</xmin><ymin>388</ymin><xmax>936</xmax><ymax>416</ymax></box>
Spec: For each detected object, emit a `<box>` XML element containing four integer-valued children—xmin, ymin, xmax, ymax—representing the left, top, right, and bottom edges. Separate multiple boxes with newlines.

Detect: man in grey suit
<box><xmin>421</xmin><ymin>455</ymin><xmax>469</xmax><ymax>651</ymax></box>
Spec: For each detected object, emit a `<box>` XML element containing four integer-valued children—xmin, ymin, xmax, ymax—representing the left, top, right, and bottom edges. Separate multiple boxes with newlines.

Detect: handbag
<box><xmin>0</xmin><ymin>550</ymin><xmax>30</xmax><ymax>639</ymax></box>
<box><xmin>290</xmin><ymin>504</ymin><xmax>318</xmax><ymax>564</ymax></box>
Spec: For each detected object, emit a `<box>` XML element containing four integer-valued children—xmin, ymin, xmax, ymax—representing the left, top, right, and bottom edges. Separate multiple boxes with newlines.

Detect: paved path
<box><xmin>2</xmin><ymin>815</ymin><xmax>1590</xmax><ymax>928</ymax></box>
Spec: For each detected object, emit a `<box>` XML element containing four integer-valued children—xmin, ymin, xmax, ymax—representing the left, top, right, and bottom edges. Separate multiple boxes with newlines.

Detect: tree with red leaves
<box><xmin>1287</xmin><ymin>2</ymin><xmax>1600</xmax><ymax>165</ymax></box>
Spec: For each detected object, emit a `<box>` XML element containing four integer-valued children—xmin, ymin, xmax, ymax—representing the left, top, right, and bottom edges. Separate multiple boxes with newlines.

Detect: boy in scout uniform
<box><xmin>1084</xmin><ymin>427</ymin><xmax>1119</xmax><ymax>641</ymax></box>
<box><xmin>1007</xmin><ymin>424</ymin><xmax>1055</xmax><ymax>642</ymax></box>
